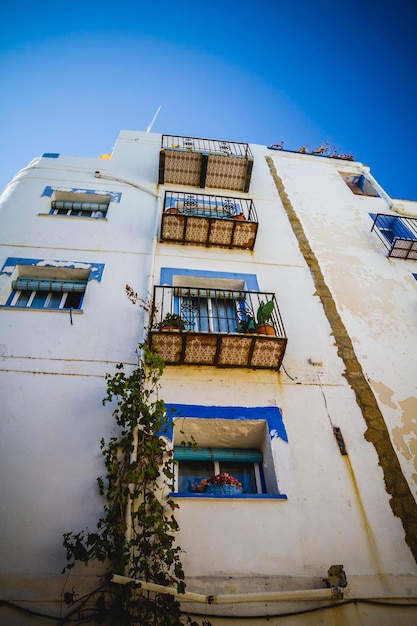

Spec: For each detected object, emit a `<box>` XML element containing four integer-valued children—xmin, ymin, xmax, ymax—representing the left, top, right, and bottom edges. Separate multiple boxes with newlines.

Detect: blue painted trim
<box><xmin>1</xmin><ymin>258</ymin><xmax>105</xmax><ymax>283</ymax></box>
<box><xmin>413</xmin><ymin>274</ymin><xmax>417</xmax><ymax>281</ymax></box>
<box><xmin>170</xmin><ymin>492</ymin><xmax>288</xmax><ymax>500</ymax></box>
<box><xmin>41</xmin><ymin>186</ymin><xmax>122</xmax><ymax>203</ymax></box>
<box><xmin>42</xmin><ymin>153</ymin><xmax>60</xmax><ymax>158</ymax></box>
<box><xmin>160</xmin><ymin>268</ymin><xmax>259</xmax><ymax>291</ymax></box>
<box><xmin>164</xmin><ymin>404</ymin><xmax>288</xmax><ymax>442</ymax></box>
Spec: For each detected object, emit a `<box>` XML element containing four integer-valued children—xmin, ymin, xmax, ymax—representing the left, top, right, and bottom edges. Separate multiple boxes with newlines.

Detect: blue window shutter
<box><xmin>174</xmin><ymin>447</ymin><xmax>262</xmax><ymax>462</ymax></box>
<box><xmin>12</xmin><ymin>277</ymin><xmax>87</xmax><ymax>293</ymax></box>
<box><xmin>51</xmin><ymin>201</ymin><xmax>108</xmax><ymax>212</ymax></box>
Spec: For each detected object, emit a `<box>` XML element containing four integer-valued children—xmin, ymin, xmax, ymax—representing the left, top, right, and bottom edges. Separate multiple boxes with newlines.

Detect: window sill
<box><xmin>38</xmin><ymin>213</ymin><xmax>108</xmax><ymax>221</ymax></box>
<box><xmin>0</xmin><ymin>306</ymin><xmax>84</xmax><ymax>313</ymax></box>
<box><xmin>170</xmin><ymin>492</ymin><xmax>287</xmax><ymax>500</ymax></box>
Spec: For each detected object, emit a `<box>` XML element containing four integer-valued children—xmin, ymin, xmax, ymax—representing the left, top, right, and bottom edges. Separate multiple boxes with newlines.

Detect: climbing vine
<box><xmin>62</xmin><ymin>344</ymin><xmax>208</xmax><ymax>625</ymax></box>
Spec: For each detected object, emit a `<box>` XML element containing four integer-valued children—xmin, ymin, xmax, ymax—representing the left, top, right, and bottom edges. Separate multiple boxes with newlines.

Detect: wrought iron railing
<box><xmin>161</xmin><ymin>135</ymin><xmax>253</xmax><ymax>159</ymax></box>
<box><xmin>163</xmin><ymin>191</ymin><xmax>258</xmax><ymax>222</ymax></box>
<box><xmin>371</xmin><ymin>214</ymin><xmax>417</xmax><ymax>259</ymax></box>
<box><xmin>151</xmin><ymin>286</ymin><xmax>286</xmax><ymax>338</ymax></box>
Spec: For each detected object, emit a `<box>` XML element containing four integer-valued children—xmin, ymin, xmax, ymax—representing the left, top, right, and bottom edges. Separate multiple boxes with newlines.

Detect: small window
<box><xmin>6</xmin><ymin>269</ymin><xmax>89</xmax><ymax>310</ymax></box>
<box><xmin>169</xmin><ymin>415</ymin><xmax>282</xmax><ymax>497</ymax></box>
<box><xmin>174</xmin><ymin>448</ymin><xmax>264</xmax><ymax>495</ymax></box>
<box><xmin>340</xmin><ymin>173</ymin><xmax>379</xmax><ymax>197</ymax></box>
<box><xmin>49</xmin><ymin>192</ymin><xmax>110</xmax><ymax>218</ymax></box>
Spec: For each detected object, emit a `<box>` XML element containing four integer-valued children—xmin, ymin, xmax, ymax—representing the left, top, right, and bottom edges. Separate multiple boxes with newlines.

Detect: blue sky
<box><xmin>1</xmin><ymin>0</ymin><xmax>416</xmax><ymax>200</ymax></box>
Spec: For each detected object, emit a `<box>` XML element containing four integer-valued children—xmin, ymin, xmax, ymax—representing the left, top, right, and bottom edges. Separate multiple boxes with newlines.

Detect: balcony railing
<box><xmin>371</xmin><ymin>214</ymin><xmax>417</xmax><ymax>259</ymax></box>
<box><xmin>148</xmin><ymin>286</ymin><xmax>287</xmax><ymax>370</ymax></box>
<box><xmin>160</xmin><ymin>191</ymin><xmax>259</xmax><ymax>249</ymax></box>
<box><xmin>159</xmin><ymin>135</ymin><xmax>254</xmax><ymax>192</ymax></box>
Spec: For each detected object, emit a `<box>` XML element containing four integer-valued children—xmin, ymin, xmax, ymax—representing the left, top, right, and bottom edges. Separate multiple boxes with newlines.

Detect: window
<box><xmin>340</xmin><ymin>172</ymin><xmax>379</xmax><ymax>197</ymax></box>
<box><xmin>371</xmin><ymin>214</ymin><xmax>416</xmax><ymax>245</ymax></box>
<box><xmin>1</xmin><ymin>258</ymin><xmax>105</xmax><ymax>310</ymax></box>
<box><xmin>7</xmin><ymin>274</ymin><xmax>88</xmax><ymax>310</ymax></box>
<box><xmin>177</xmin><ymin>287</ymin><xmax>242</xmax><ymax>333</ymax></box>
<box><xmin>171</xmin><ymin>274</ymin><xmax>257</xmax><ymax>334</ymax></box>
<box><xmin>164</xmin><ymin>407</ymin><xmax>288</xmax><ymax>499</ymax></box>
<box><xmin>49</xmin><ymin>192</ymin><xmax>110</xmax><ymax>218</ymax></box>
<box><xmin>40</xmin><ymin>186</ymin><xmax>122</xmax><ymax>218</ymax></box>
<box><xmin>370</xmin><ymin>213</ymin><xmax>417</xmax><ymax>259</ymax></box>
<box><xmin>174</xmin><ymin>448</ymin><xmax>264</xmax><ymax>494</ymax></box>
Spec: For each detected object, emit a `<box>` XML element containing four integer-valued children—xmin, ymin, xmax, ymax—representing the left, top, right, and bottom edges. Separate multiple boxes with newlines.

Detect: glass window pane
<box><xmin>219</xmin><ymin>462</ymin><xmax>257</xmax><ymax>493</ymax></box>
<box><xmin>178</xmin><ymin>460</ymin><xmax>214</xmax><ymax>493</ymax></box>
<box><xmin>15</xmin><ymin>290</ymin><xmax>32</xmax><ymax>307</ymax></box>
<box><xmin>31</xmin><ymin>291</ymin><xmax>48</xmax><ymax>308</ymax></box>
<box><xmin>48</xmin><ymin>292</ymin><xmax>63</xmax><ymax>309</ymax></box>
<box><xmin>63</xmin><ymin>292</ymin><xmax>83</xmax><ymax>309</ymax></box>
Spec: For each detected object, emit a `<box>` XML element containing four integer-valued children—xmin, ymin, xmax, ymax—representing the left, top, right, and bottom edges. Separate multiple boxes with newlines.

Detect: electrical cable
<box><xmin>183</xmin><ymin>597</ymin><xmax>417</xmax><ymax>621</ymax></box>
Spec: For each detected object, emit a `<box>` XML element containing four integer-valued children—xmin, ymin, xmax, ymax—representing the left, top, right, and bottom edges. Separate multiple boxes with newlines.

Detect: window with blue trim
<box><xmin>165</xmin><ymin>405</ymin><xmax>288</xmax><ymax>499</ymax></box>
<box><xmin>1</xmin><ymin>258</ymin><xmax>105</xmax><ymax>310</ymax></box>
<box><xmin>340</xmin><ymin>172</ymin><xmax>379</xmax><ymax>197</ymax></box>
<box><xmin>7</xmin><ymin>275</ymin><xmax>87</xmax><ymax>309</ymax></box>
<box><xmin>49</xmin><ymin>191</ymin><xmax>110</xmax><ymax>218</ymax></box>
<box><xmin>174</xmin><ymin>447</ymin><xmax>264</xmax><ymax>494</ymax></box>
<box><xmin>41</xmin><ymin>186</ymin><xmax>122</xmax><ymax>219</ymax></box>
<box><xmin>160</xmin><ymin>268</ymin><xmax>260</xmax><ymax>334</ymax></box>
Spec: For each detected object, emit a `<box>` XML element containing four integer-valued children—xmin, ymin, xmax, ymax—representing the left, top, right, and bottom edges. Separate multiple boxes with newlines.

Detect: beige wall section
<box><xmin>266</xmin><ymin>154</ymin><xmax>417</xmax><ymax>562</ymax></box>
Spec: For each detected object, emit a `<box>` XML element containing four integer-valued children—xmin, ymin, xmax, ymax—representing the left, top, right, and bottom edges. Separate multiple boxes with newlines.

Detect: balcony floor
<box><xmin>149</xmin><ymin>330</ymin><xmax>287</xmax><ymax>370</ymax></box>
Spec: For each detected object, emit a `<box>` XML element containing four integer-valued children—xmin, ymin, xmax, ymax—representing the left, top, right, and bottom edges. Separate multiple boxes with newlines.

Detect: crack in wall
<box><xmin>266</xmin><ymin>156</ymin><xmax>417</xmax><ymax>563</ymax></box>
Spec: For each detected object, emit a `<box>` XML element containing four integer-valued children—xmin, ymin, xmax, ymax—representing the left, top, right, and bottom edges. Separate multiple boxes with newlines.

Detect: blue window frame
<box><xmin>174</xmin><ymin>447</ymin><xmax>264</xmax><ymax>494</ymax></box>
<box><xmin>341</xmin><ymin>173</ymin><xmax>379</xmax><ymax>197</ymax></box>
<box><xmin>7</xmin><ymin>277</ymin><xmax>87</xmax><ymax>309</ymax></box>
<box><xmin>1</xmin><ymin>258</ymin><xmax>105</xmax><ymax>310</ymax></box>
<box><xmin>164</xmin><ymin>404</ymin><xmax>288</xmax><ymax>500</ymax></box>
<box><xmin>371</xmin><ymin>214</ymin><xmax>416</xmax><ymax>245</ymax></box>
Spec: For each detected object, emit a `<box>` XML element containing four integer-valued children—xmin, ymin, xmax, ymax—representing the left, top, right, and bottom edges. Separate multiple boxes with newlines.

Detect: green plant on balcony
<box><xmin>236</xmin><ymin>300</ymin><xmax>276</xmax><ymax>335</ymax></box>
<box><xmin>255</xmin><ymin>299</ymin><xmax>276</xmax><ymax>335</ymax></box>
<box><xmin>157</xmin><ymin>312</ymin><xmax>187</xmax><ymax>331</ymax></box>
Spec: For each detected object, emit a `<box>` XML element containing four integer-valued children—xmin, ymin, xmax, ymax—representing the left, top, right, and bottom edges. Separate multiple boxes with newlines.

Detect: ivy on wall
<box><xmin>63</xmin><ymin>344</ymin><xmax>209</xmax><ymax>625</ymax></box>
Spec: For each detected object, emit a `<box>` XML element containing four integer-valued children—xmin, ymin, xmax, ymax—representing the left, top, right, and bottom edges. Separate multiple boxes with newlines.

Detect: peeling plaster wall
<box><xmin>266</xmin><ymin>154</ymin><xmax>417</xmax><ymax>561</ymax></box>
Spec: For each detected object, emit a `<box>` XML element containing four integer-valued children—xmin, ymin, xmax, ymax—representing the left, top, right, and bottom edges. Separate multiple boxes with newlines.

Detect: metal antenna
<box><xmin>146</xmin><ymin>106</ymin><xmax>162</xmax><ymax>133</ymax></box>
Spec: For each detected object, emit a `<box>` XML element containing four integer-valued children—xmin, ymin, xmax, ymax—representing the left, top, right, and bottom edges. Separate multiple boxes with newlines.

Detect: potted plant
<box><xmin>156</xmin><ymin>312</ymin><xmax>187</xmax><ymax>332</ymax></box>
<box><xmin>236</xmin><ymin>316</ymin><xmax>256</xmax><ymax>334</ymax></box>
<box><xmin>164</xmin><ymin>206</ymin><xmax>180</xmax><ymax>215</ymax></box>
<box><xmin>193</xmin><ymin>472</ymin><xmax>243</xmax><ymax>495</ymax></box>
<box><xmin>256</xmin><ymin>300</ymin><xmax>276</xmax><ymax>335</ymax></box>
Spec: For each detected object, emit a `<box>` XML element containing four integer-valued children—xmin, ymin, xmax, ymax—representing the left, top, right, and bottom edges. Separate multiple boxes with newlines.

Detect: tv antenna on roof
<box><xmin>146</xmin><ymin>106</ymin><xmax>162</xmax><ymax>133</ymax></box>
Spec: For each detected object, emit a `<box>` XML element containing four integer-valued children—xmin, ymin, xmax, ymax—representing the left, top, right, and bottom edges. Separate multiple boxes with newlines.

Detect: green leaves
<box><xmin>62</xmin><ymin>344</ymin><xmax>208</xmax><ymax>624</ymax></box>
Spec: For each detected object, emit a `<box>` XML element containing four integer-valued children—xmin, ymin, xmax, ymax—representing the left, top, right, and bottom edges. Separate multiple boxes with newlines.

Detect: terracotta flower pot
<box><xmin>256</xmin><ymin>324</ymin><xmax>276</xmax><ymax>336</ymax></box>
<box><xmin>165</xmin><ymin>207</ymin><xmax>180</xmax><ymax>215</ymax></box>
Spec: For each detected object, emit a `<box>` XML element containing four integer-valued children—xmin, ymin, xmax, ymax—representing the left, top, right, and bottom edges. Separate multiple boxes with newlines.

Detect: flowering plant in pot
<box><xmin>193</xmin><ymin>472</ymin><xmax>243</xmax><ymax>494</ymax></box>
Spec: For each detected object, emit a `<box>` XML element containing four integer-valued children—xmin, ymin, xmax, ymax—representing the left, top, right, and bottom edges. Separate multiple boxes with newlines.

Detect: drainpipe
<box><xmin>94</xmin><ymin>171</ymin><xmax>160</xmax><ymax>199</ymax></box>
<box><xmin>93</xmin><ymin>171</ymin><xmax>162</xmax><ymax>546</ymax></box>
<box><xmin>110</xmin><ymin>574</ymin><xmax>344</xmax><ymax>603</ymax></box>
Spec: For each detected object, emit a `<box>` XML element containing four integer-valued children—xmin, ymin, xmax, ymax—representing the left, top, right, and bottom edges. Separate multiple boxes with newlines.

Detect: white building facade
<box><xmin>0</xmin><ymin>130</ymin><xmax>416</xmax><ymax>625</ymax></box>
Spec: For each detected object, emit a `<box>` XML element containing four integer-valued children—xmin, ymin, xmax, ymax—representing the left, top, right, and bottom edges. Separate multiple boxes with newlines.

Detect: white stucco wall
<box><xmin>0</xmin><ymin>131</ymin><xmax>416</xmax><ymax>625</ymax></box>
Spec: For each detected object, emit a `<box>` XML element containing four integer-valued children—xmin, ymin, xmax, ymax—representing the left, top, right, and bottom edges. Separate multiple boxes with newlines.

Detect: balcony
<box><xmin>371</xmin><ymin>214</ymin><xmax>417</xmax><ymax>259</ymax></box>
<box><xmin>148</xmin><ymin>286</ymin><xmax>287</xmax><ymax>370</ymax></box>
<box><xmin>158</xmin><ymin>135</ymin><xmax>254</xmax><ymax>192</ymax></box>
<box><xmin>160</xmin><ymin>191</ymin><xmax>258</xmax><ymax>249</ymax></box>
